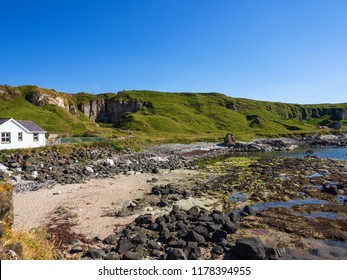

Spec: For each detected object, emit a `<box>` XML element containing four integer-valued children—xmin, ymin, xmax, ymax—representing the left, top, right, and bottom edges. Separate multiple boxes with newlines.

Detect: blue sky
<box><xmin>0</xmin><ymin>0</ymin><xmax>346</xmax><ymax>104</ymax></box>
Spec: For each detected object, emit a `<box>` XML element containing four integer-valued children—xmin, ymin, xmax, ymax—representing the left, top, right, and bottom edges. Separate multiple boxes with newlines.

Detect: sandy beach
<box><xmin>13</xmin><ymin>174</ymin><xmax>152</xmax><ymax>239</ymax></box>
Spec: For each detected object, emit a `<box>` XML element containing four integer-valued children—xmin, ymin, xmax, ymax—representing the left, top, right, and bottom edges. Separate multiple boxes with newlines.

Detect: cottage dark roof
<box><xmin>0</xmin><ymin>118</ymin><xmax>10</xmax><ymax>125</ymax></box>
<box><xmin>17</xmin><ymin>120</ymin><xmax>45</xmax><ymax>132</ymax></box>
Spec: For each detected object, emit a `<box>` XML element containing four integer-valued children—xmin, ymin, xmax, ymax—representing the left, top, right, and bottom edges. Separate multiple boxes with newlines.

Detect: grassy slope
<box><xmin>1</xmin><ymin>85</ymin><xmax>346</xmax><ymax>141</ymax></box>
<box><xmin>0</xmin><ymin>85</ymin><xmax>118</xmax><ymax>137</ymax></box>
<box><xmin>115</xmin><ymin>91</ymin><xmax>347</xmax><ymax>141</ymax></box>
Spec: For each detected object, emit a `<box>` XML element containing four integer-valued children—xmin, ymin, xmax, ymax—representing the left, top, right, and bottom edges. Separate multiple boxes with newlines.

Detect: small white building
<box><xmin>0</xmin><ymin>118</ymin><xmax>46</xmax><ymax>150</ymax></box>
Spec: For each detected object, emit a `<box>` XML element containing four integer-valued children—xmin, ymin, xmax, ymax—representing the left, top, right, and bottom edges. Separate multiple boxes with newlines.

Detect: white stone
<box><xmin>106</xmin><ymin>159</ymin><xmax>115</xmax><ymax>166</ymax></box>
<box><xmin>84</xmin><ymin>166</ymin><xmax>94</xmax><ymax>173</ymax></box>
<box><xmin>0</xmin><ymin>163</ymin><xmax>8</xmax><ymax>172</ymax></box>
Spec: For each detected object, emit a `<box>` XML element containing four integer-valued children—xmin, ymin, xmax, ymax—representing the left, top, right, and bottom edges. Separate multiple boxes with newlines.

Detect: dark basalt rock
<box><xmin>223</xmin><ymin>220</ymin><xmax>238</xmax><ymax>234</ymax></box>
<box><xmin>115</xmin><ymin>238</ymin><xmax>134</xmax><ymax>254</ymax></box>
<box><xmin>166</xmin><ymin>248</ymin><xmax>187</xmax><ymax>260</ymax></box>
<box><xmin>185</xmin><ymin>230</ymin><xmax>206</xmax><ymax>245</ymax></box>
<box><xmin>192</xmin><ymin>225</ymin><xmax>209</xmax><ymax>238</ymax></box>
<box><xmin>212</xmin><ymin>230</ymin><xmax>228</xmax><ymax>244</ymax></box>
<box><xmin>122</xmin><ymin>251</ymin><xmax>143</xmax><ymax>260</ymax></box>
<box><xmin>187</xmin><ymin>206</ymin><xmax>200</xmax><ymax>217</ymax></box>
<box><xmin>84</xmin><ymin>248</ymin><xmax>106</xmax><ymax>260</ymax></box>
<box><xmin>243</xmin><ymin>205</ymin><xmax>255</xmax><ymax>216</ymax></box>
<box><xmin>135</xmin><ymin>214</ymin><xmax>152</xmax><ymax>225</ymax></box>
<box><xmin>232</xmin><ymin>237</ymin><xmax>267</xmax><ymax>260</ymax></box>
<box><xmin>322</xmin><ymin>182</ymin><xmax>338</xmax><ymax>195</ymax></box>
<box><xmin>212</xmin><ymin>245</ymin><xmax>224</xmax><ymax>255</ymax></box>
<box><xmin>132</xmin><ymin>232</ymin><xmax>147</xmax><ymax>244</ymax></box>
<box><xmin>176</xmin><ymin>220</ymin><xmax>190</xmax><ymax>231</ymax></box>
<box><xmin>175</xmin><ymin>211</ymin><xmax>188</xmax><ymax>220</ymax></box>
<box><xmin>104</xmin><ymin>234</ymin><xmax>118</xmax><ymax>245</ymax></box>
<box><xmin>168</xmin><ymin>239</ymin><xmax>187</xmax><ymax>248</ymax></box>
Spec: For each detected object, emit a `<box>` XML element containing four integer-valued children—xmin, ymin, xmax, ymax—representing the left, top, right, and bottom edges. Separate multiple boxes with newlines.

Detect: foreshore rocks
<box><xmin>1</xmin><ymin>134</ymin><xmax>346</xmax><ymax>193</ymax></box>
<box><xmin>0</xmin><ymin>148</ymin><xmax>193</xmax><ymax>193</ymax></box>
<box><xmin>76</xmin><ymin>206</ymin><xmax>278</xmax><ymax>260</ymax></box>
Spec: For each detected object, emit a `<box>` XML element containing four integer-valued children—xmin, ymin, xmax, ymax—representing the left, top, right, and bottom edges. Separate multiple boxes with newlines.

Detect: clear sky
<box><xmin>0</xmin><ymin>0</ymin><xmax>346</xmax><ymax>104</ymax></box>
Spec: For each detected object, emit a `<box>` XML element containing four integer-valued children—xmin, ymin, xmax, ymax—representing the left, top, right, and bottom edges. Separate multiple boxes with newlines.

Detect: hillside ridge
<box><xmin>0</xmin><ymin>84</ymin><xmax>346</xmax><ymax>140</ymax></box>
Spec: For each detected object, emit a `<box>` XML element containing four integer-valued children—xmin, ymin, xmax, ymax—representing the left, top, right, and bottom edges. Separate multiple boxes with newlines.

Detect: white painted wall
<box><xmin>0</xmin><ymin>119</ymin><xmax>46</xmax><ymax>150</ymax></box>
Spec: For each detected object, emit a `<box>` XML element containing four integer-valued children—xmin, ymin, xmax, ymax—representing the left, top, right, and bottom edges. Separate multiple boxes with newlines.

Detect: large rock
<box><xmin>224</xmin><ymin>132</ymin><xmax>236</xmax><ymax>146</ymax></box>
<box><xmin>232</xmin><ymin>237</ymin><xmax>267</xmax><ymax>260</ymax></box>
<box><xmin>78</xmin><ymin>98</ymin><xmax>151</xmax><ymax>123</ymax></box>
<box><xmin>322</xmin><ymin>182</ymin><xmax>338</xmax><ymax>195</ymax></box>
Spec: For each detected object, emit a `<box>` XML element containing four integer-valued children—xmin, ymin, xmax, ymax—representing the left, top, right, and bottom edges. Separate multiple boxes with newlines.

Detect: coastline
<box><xmin>2</xmin><ymin>134</ymin><xmax>347</xmax><ymax>259</ymax></box>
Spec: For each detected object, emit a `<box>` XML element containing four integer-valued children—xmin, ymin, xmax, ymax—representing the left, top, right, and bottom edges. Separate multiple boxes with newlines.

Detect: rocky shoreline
<box><xmin>0</xmin><ymin>134</ymin><xmax>346</xmax><ymax>192</ymax></box>
<box><xmin>1</xmin><ymin>134</ymin><xmax>347</xmax><ymax>259</ymax></box>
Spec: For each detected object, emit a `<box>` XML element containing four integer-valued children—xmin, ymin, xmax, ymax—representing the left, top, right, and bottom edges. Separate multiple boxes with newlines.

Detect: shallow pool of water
<box><xmin>244</xmin><ymin>146</ymin><xmax>347</xmax><ymax>160</ymax></box>
<box><xmin>228</xmin><ymin>191</ymin><xmax>249</xmax><ymax>203</ymax></box>
<box><xmin>308</xmin><ymin>172</ymin><xmax>323</xmax><ymax>178</ymax></box>
<box><xmin>251</xmin><ymin>198</ymin><xmax>329</xmax><ymax>214</ymax></box>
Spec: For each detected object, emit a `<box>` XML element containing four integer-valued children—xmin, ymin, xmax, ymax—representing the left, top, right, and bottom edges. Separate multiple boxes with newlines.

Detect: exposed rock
<box><xmin>186</xmin><ymin>230</ymin><xmax>206</xmax><ymax>245</ymax></box>
<box><xmin>84</xmin><ymin>248</ymin><xmax>106</xmax><ymax>259</ymax></box>
<box><xmin>224</xmin><ymin>132</ymin><xmax>236</xmax><ymax>146</ymax></box>
<box><xmin>322</xmin><ymin>182</ymin><xmax>338</xmax><ymax>195</ymax></box>
<box><xmin>78</xmin><ymin>98</ymin><xmax>151</xmax><ymax>123</ymax></box>
<box><xmin>243</xmin><ymin>205</ymin><xmax>255</xmax><ymax>216</ymax></box>
<box><xmin>166</xmin><ymin>248</ymin><xmax>187</xmax><ymax>260</ymax></box>
<box><xmin>232</xmin><ymin>237</ymin><xmax>267</xmax><ymax>260</ymax></box>
<box><xmin>116</xmin><ymin>238</ymin><xmax>134</xmax><ymax>254</ymax></box>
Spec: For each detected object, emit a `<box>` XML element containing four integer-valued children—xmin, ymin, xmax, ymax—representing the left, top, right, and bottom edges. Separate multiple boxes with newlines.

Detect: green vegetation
<box><xmin>1</xmin><ymin>84</ymin><xmax>346</xmax><ymax>143</ymax></box>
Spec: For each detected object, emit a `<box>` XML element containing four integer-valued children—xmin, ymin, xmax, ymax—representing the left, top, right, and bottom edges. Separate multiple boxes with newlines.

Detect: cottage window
<box><xmin>18</xmin><ymin>132</ymin><xmax>23</xmax><ymax>141</ymax></box>
<box><xmin>33</xmin><ymin>133</ymin><xmax>39</xmax><ymax>142</ymax></box>
<box><xmin>1</xmin><ymin>132</ymin><xmax>11</xmax><ymax>144</ymax></box>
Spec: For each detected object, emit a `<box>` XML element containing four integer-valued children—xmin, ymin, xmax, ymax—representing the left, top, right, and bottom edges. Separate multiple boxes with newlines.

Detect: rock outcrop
<box><xmin>78</xmin><ymin>99</ymin><xmax>151</xmax><ymax>123</ymax></box>
<box><xmin>25</xmin><ymin>88</ymin><xmax>79</xmax><ymax>116</ymax></box>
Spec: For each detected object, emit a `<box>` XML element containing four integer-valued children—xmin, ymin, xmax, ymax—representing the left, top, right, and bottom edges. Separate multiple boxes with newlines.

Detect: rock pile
<box><xmin>64</xmin><ymin>205</ymin><xmax>277</xmax><ymax>260</ymax></box>
<box><xmin>1</xmin><ymin>148</ymin><xmax>194</xmax><ymax>192</ymax></box>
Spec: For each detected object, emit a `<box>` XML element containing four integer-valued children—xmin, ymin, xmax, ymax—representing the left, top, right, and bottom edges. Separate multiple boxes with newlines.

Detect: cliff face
<box><xmin>25</xmin><ymin>89</ymin><xmax>79</xmax><ymax>117</ymax></box>
<box><xmin>78</xmin><ymin>99</ymin><xmax>151</xmax><ymax>123</ymax></box>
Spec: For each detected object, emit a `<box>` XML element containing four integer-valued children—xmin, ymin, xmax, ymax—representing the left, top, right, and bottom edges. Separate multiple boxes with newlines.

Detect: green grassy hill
<box><xmin>1</xmin><ymin>85</ymin><xmax>346</xmax><ymax>141</ymax></box>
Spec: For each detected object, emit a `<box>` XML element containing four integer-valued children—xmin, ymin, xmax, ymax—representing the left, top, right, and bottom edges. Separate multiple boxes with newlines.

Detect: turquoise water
<box><xmin>244</xmin><ymin>146</ymin><xmax>347</xmax><ymax>160</ymax></box>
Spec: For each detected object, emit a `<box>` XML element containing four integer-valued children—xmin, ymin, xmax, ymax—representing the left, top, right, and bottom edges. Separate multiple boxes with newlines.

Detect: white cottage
<box><xmin>0</xmin><ymin>118</ymin><xmax>46</xmax><ymax>150</ymax></box>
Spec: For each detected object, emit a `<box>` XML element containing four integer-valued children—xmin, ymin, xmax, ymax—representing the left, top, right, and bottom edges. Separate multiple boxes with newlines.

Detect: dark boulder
<box><xmin>122</xmin><ymin>251</ymin><xmax>142</xmax><ymax>260</ymax></box>
<box><xmin>175</xmin><ymin>211</ymin><xmax>188</xmax><ymax>221</ymax></box>
<box><xmin>185</xmin><ymin>230</ymin><xmax>206</xmax><ymax>245</ymax></box>
<box><xmin>187</xmin><ymin>206</ymin><xmax>200</xmax><ymax>217</ymax></box>
<box><xmin>243</xmin><ymin>205</ymin><xmax>255</xmax><ymax>216</ymax></box>
<box><xmin>84</xmin><ymin>248</ymin><xmax>106</xmax><ymax>259</ymax></box>
<box><xmin>135</xmin><ymin>214</ymin><xmax>152</xmax><ymax>225</ymax></box>
<box><xmin>192</xmin><ymin>225</ymin><xmax>209</xmax><ymax>238</ymax></box>
<box><xmin>166</xmin><ymin>248</ymin><xmax>187</xmax><ymax>260</ymax></box>
<box><xmin>116</xmin><ymin>238</ymin><xmax>134</xmax><ymax>254</ymax></box>
<box><xmin>168</xmin><ymin>239</ymin><xmax>187</xmax><ymax>248</ymax></box>
<box><xmin>132</xmin><ymin>232</ymin><xmax>147</xmax><ymax>244</ymax></box>
<box><xmin>104</xmin><ymin>252</ymin><xmax>121</xmax><ymax>260</ymax></box>
<box><xmin>223</xmin><ymin>221</ymin><xmax>238</xmax><ymax>234</ymax></box>
<box><xmin>322</xmin><ymin>182</ymin><xmax>338</xmax><ymax>195</ymax></box>
<box><xmin>212</xmin><ymin>245</ymin><xmax>224</xmax><ymax>255</ymax></box>
<box><xmin>176</xmin><ymin>220</ymin><xmax>190</xmax><ymax>231</ymax></box>
<box><xmin>232</xmin><ymin>237</ymin><xmax>267</xmax><ymax>260</ymax></box>
<box><xmin>212</xmin><ymin>230</ymin><xmax>228</xmax><ymax>244</ymax></box>
<box><xmin>104</xmin><ymin>234</ymin><xmax>118</xmax><ymax>245</ymax></box>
